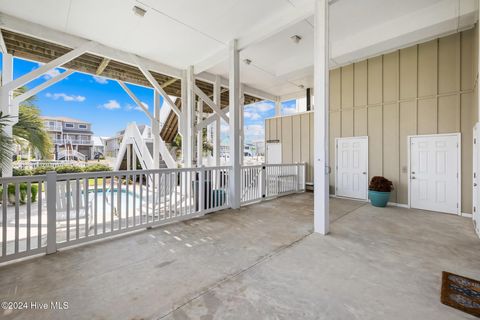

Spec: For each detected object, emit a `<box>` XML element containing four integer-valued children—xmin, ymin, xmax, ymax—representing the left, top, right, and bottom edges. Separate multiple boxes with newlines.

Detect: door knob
<box><xmin>362</xmin><ymin>172</ymin><xmax>367</xmax><ymax>175</ymax></box>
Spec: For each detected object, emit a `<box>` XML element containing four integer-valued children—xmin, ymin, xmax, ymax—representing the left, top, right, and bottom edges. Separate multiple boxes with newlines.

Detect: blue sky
<box><xmin>2</xmin><ymin>54</ymin><xmax>296</xmax><ymax>144</ymax></box>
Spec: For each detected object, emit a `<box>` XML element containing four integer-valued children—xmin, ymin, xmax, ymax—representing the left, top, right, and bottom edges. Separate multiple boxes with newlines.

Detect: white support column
<box><xmin>214</xmin><ymin>76</ymin><xmax>221</xmax><ymax>166</ymax></box>
<box><xmin>314</xmin><ymin>0</ymin><xmax>330</xmax><ymax>235</ymax></box>
<box><xmin>229</xmin><ymin>39</ymin><xmax>241</xmax><ymax>209</ymax></box>
<box><xmin>275</xmin><ymin>98</ymin><xmax>282</xmax><ymax>116</ymax></box>
<box><xmin>152</xmin><ymin>92</ymin><xmax>161</xmax><ymax>169</ymax></box>
<box><xmin>196</xmin><ymin>100</ymin><xmax>203</xmax><ymax>166</ymax></box>
<box><xmin>1</xmin><ymin>53</ymin><xmax>13</xmax><ymax>177</ymax></box>
<box><xmin>239</xmin><ymin>85</ymin><xmax>245</xmax><ymax>165</ymax></box>
<box><xmin>126</xmin><ymin>144</ymin><xmax>132</xmax><ymax>170</ymax></box>
<box><xmin>180</xmin><ymin>70</ymin><xmax>188</xmax><ymax>165</ymax></box>
<box><xmin>184</xmin><ymin>66</ymin><xmax>195</xmax><ymax>167</ymax></box>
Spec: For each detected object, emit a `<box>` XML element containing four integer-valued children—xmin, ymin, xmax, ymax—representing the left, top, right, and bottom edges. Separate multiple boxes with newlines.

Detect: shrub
<box><xmin>3</xmin><ymin>183</ymin><xmax>38</xmax><ymax>204</ymax></box>
<box><xmin>32</xmin><ymin>166</ymin><xmax>55</xmax><ymax>175</ymax></box>
<box><xmin>84</xmin><ymin>164</ymin><xmax>112</xmax><ymax>172</ymax></box>
<box><xmin>13</xmin><ymin>168</ymin><xmax>33</xmax><ymax>176</ymax></box>
<box><xmin>369</xmin><ymin>176</ymin><xmax>394</xmax><ymax>192</ymax></box>
<box><xmin>55</xmin><ymin>165</ymin><xmax>84</xmax><ymax>174</ymax></box>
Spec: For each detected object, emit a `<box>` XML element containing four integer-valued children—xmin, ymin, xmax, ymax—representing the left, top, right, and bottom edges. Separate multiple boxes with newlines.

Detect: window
<box><xmin>65</xmin><ymin>123</ymin><xmax>74</xmax><ymax>128</ymax></box>
<box><xmin>79</xmin><ymin>124</ymin><xmax>87</xmax><ymax>129</ymax></box>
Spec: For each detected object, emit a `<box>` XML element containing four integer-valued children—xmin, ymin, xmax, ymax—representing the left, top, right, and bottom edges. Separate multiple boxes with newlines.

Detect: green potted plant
<box><xmin>368</xmin><ymin>176</ymin><xmax>393</xmax><ymax>207</ymax></box>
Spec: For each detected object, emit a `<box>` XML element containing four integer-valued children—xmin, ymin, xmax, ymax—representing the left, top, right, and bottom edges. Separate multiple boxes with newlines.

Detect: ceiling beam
<box><xmin>0</xmin><ymin>12</ymin><xmax>183</xmax><ymax>79</ymax></box>
<box><xmin>161</xmin><ymin>77</ymin><xmax>178</xmax><ymax>89</ymax></box>
<box><xmin>196</xmin><ymin>72</ymin><xmax>278</xmax><ymax>102</ymax></box>
<box><xmin>95</xmin><ymin>58</ymin><xmax>110</xmax><ymax>75</ymax></box>
<box><xmin>0</xmin><ymin>29</ymin><xmax>7</xmax><ymax>53</ymax></box>
<box><xmin>193</xmin><ymin>5</ymin><xmax>313</xmax><ymax>73</ymax></box>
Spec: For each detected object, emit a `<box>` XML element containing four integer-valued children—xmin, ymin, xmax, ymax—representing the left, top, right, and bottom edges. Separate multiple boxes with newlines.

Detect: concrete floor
<box><xmin>0</xmin><ymin>192</ymin><xmax>479</xmax><ymax>319</ymax></box>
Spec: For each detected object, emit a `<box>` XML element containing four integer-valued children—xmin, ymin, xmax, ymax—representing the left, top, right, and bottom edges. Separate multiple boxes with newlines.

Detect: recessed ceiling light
<box><xmin>290</xmin><ymin>35</ymin><xmax>302</xmax><ymax>44</ymax></box>
<box><xmin>243</xmin><ymin>59</ymin><xmax>252</xmax><ymax>65</ymax></box>
<box><xmin>133</xmin><ymin>6</ymin><xmax>147</xmax><ymax>17</ymax></box>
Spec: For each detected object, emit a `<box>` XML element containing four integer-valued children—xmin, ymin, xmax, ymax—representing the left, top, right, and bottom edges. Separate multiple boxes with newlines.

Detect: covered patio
<box><xmin>0</xmin><ymin>194</ymin><xmax>478</xmax><ymax>319</ymax></box>
<box><xmin>0</xmin><ymin>0</ymin><xmax>480</xmax><ymax>318</ymax></box>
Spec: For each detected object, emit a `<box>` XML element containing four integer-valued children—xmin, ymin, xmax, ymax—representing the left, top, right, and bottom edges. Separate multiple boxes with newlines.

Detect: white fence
<box><xmin>14</xmin><ymin>160</ymin><xmax>87</xmax><ymax>170</ymax></box>
<box><xmin>241</xmin><ymin>163</ymin><xmax>306</xmax><ymax>204</ymax></box>
<box><xmin>0</xmin><ymin>164</ymin><xmax>305</xmax><ymax>264</ymax></box>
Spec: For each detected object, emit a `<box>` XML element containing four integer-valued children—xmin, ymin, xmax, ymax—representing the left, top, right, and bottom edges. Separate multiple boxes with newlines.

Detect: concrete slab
<box><xmin>0</xmin><ymin>193</ymin><xmax>478</xmax><ymax>320</ymax></box>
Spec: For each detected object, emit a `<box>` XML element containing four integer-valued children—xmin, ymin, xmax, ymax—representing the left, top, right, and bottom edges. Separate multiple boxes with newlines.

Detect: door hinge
<box><xmin>474</xmin><ymin>206</ymin><xmax>476</xmax><ymax>213</ymax></box>
<box><xmin>475</xmin><ymin>138</ymin><xmax>477</xmax><ymax>144</ymax></box>
<box><xmin>457</xmin><ymin>203</ymin><xmax>459</xmax><ymax>208</ymax></box>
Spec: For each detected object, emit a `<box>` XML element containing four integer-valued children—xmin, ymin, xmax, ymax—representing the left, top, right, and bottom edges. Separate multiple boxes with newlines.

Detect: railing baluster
<box><xmin>26</xmin><ymin>182</ymin><xmax>31</xmax><ymax>251</ymax></box>
<box><xmin>2</xmin><ymin>183</ymin><xmax>7</xmax><ymax>256</ymax></box>
<box><xmin>139</xmin><ymin>173</ymin><xmax>143</xmax><ymax>225</ymax></box>
<box><xmin>102</xmin><ymin>176</ymin><xmax>106</xmax><ymax>234</ymax></box>
<box><xmin>66</xmin><ymin>179</ymin><xmax>70</xmax><ymax>242</ymax></box>
<box><xmin>14</xmin><ymin>183</ymin><xmax>19</xmax><ymax>253</ymax></box>
<box><xmin>76</xmin><ymin>178</ymin><xmax>80</xmax><ymax>239</ymax></box>
<box><xmin>84</xmin><ymin>178</ymin><xmax>89</xmax><ymax>237</ymax></box>
<box><xmin>38</xmin><ymin>181</ymin><xmax>42</xmax><ymax>249</ymax></box>
<box><xmin>126</xmin><ymin>173</ymin><xmax>129</xmax><ymax>228</ymax></box>
<box><xmin>94</xmin><ymin>177</ymin><xmax>98</xmax><ymax>235</ymax></box>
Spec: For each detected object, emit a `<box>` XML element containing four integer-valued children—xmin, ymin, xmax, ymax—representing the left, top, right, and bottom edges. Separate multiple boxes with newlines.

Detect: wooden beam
<box><xmin>117</xmin><ymin>80</ymin><xmax>154</xmax><ymax>121</ymax></box>
<box><xmin>132</xmin><ymin>54</ymin><xmax>181</xmax><ymax>117</ymax></box>
<box><xmin>3</xmin><ymin>40</ymin><xmax>96</xmax><ymax>92</ymax></box>
<box><xmin>161</xmin><ymin>78</ymin><xmax>178</xmax><ymax>89</ymax></box>
<box><xmin>96</xmin><ymin>58</ymin><xmax>110</xmax><ymax>75</ymax></box>
<box><xmin>0</xmin><ymin>13</ymin><xmax>183</xmax><ymax>79</ymax></box>
<box><xmin>196</xmin><ymin>106</ymin><xmax>229</xmax><ymax>131</ymax></box>
<box><xmin>194</xmin><ymin>84</ymin><xmax>229</xmax><ymax>123</ymax></box>
<box><xmin>0</xmin><ymin>29</ymin><xmax>7</xmax><ymax>54</ymax></box>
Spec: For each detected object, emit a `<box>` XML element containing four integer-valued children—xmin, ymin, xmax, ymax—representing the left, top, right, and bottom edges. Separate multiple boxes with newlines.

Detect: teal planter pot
<box><xmin>368</xmin><ymin>190</ymin><xmax>391</xmax><ymax>207</ymax></box>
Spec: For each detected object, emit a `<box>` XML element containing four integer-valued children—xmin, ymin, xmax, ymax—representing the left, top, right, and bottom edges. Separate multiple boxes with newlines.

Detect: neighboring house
<box><xmin>42</xmin><ymin>116</ymin><xmax>94</xmax><ymax>160</ymax></box>
<box><xmin>91</xmin><ymin>136</ymin><xmax>107</xmax><ymax>159</ymax></box>
<box><xmin>104</xmin><ymin>124</ymin><xmax>153</xmax><ymax>158</ymax></box>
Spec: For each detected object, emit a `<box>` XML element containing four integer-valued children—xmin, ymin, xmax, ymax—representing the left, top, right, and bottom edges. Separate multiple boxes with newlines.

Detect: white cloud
<box><xmin>254</xmin><ymin>101</ymin><xmax>274</xmax><ymax>112</ymax></box>
<box><xmin>93</xmin><ymin>75</ymin><xmax>108</xmax><ymax>84</ymax></box>
<box><xmin>45</xmin><ymin>92</ymin><xmax>86</xmax><ymax>102</ymax></box>
<box><xmin>125</xmin><ymin>102</ymin><xmax>148</xmax><ymax>112</ymax></box>
<box><xmin>283</xmin><ymin>107</ymin><xmax>297</xmax><ymax>115</ymax></box>
<box><xmin>244</xmin><ymin>111</ymin><xmax>261</xmax><ymax>120</ymax></box>
<box><xmin>43</xmin><ymin>68</ymin><xmax>61</xmax><ymax>80</ymax></box>
<box><xmin>100</xmin><ymin>99</ymin><xmax>121</xmax><ymax>110</ymax></box>
<box><xmin>244</xmin><ymin>124</ymin><xmax>264</xmax><ymax>136</ymax></box>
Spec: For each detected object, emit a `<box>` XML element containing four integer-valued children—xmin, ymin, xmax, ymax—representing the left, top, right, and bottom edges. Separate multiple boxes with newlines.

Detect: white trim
<box><xmin>117</xmin><ymin>80</ymin><xmax>154</xmax><ymax>121</ymax></box>
<box><xmin>264</xmin><ymin>110</ymin><xmax>313</xmax><ymax>121</ymax></box>
<box><xmin>407</xmin><ymin>133</ymin><xmax>462</xmax><ymax>215</ymax></box>
<box><xmin>334</xmin><ymin>136</ymin><xmax>369</xmax><ymax>201</ymax></box>
<box><xmin>461</xmin><ymin>212</ymin><xmax>473</xmax><ymax>218</ymax></box>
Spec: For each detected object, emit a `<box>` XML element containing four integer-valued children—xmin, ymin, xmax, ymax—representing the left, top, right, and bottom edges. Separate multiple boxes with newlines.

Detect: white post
<box><xmin>184</xmin><ymin>66</ymin><xmax>195</xmax><ymax>167</ymax></box>
<box><xmin>213</xmin><ymin>76</ymin><xmax>221</xmax><ymax>166</ymax></box>
<box><xmin>229</xmin><ymin>39</ymin><xmax>241</xmax><ymax>209</ymax></box>
<box><xmin>180</xmin><ymin>70</ymin><xmax>188</xmax><ymax>165</ymax></box>
<box><xmin>126</xmin><ymin>144</ymin><xmax>132</xmax><ymax>170</ymax></box>
<box><xmin>275</xmin><ymin>99</ymin><xmax>282</xmax><ymax>117</ymax></box>
<box><xmin>314</xmin><ymin>0</ymin><xmax>330</xmax><ymax>235</ymax></box>
<box><xmin>197</xmin><ymin>100</ymin><xmax>203</xmax><ymax>166</ymax></box>
<box><xmin>152</xmin><ymin>92</ymin><xmax>161</xmax><ymax>169</ymax></box>
<box><xmin>239</xmin><ymin>85</ymin><xmax>245</xmax><ymax>165</ymax></box>
<box><xmin>46</xmin><ymin>171</ymin><xmax>57</xmax><ymax>254</ymax></box>
<box><xmin>1</xmin><ymin>53</ymin><xmax>13</xmax><ymax>177</ymax></box>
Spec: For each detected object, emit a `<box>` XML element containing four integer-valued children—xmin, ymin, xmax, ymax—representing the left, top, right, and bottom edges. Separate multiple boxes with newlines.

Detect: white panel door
<box><xmin>266</xmin><ymin>143</ymin><xmax>282</xmax><ymax>164</ymax></box>
<box><xmin>409</xmin><ymin>134</ymin><xmax>460</xmax><ymax>214</ymax></box>
<box><xmin>335</xmin><ymin>137</ymin><xmax>368</xmax><ymax>200</ymax></box>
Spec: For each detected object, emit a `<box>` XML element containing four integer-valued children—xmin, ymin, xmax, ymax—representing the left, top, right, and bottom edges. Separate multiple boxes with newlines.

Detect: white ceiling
<box><xmin>0</xmin><ymin>0</ymin><xmax>477</xmax><ymax>99</ymax></box>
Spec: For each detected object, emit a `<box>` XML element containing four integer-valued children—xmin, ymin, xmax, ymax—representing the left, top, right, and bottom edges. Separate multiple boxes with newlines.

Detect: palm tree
<box><xmin>12</xmin><ymin>87</ymin><xmax>52</xmax><ymax>158</ymax></box>
<box><xmin>0</xmin><ymin>112</ymin><xmax>13</xmax><ymax>169</ymax></box>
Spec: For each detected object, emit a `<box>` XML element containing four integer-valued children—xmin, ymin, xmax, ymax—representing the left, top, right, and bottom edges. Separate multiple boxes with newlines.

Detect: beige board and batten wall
<box><xmin>265</xmin><ymin>26</ymin><xmax>479</xmax><ymax>213</ymax></box>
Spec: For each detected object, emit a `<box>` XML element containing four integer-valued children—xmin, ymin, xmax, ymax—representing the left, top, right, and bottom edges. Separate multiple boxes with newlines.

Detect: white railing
<box><xmin>54</xmin><ymin>139</ymin><xmax>92</xmax><ymax>145</ymax></box>
<box><xmin>0</xmin><ymin>166</ymin><xmax>230</xmax><ymax>263</ymax></box>
<box><xmin>58</xmin><ymin>150</ymin><xmax>86</xmax><ymax>161</ymax></box>
<box><xmin>14</xmin><ymin>160</ymin><xmax>87</xmax><ymax>169</ymax></box>
<box><xmin>241</xmin><ymin>163</ymin><xmax>306</xmax><ymax>204</ymax></box>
